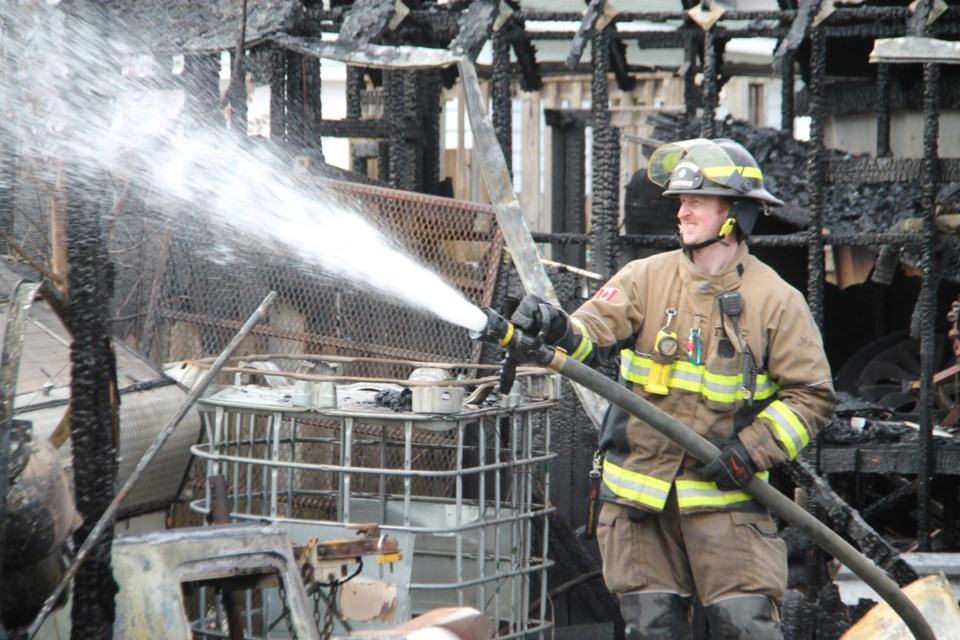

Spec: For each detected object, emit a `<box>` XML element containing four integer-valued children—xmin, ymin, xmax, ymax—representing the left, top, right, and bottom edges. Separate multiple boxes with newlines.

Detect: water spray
<box><xmin>469</xmin><ymin>307</ymin><xmax>936</xmax><ymax>640</ymax></box>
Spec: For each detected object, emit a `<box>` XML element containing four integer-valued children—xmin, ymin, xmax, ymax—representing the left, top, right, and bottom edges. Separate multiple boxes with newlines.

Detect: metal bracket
<box><xmin>493</xmin><ymin>0</ymin><xmax>514</xmax><ymax>32</ymax></box>
<box><xmin>388</xmin><ymin>0</ymin><xmax>409</xmax><ymax>31</ymax></box>
<box><xmin>687</xmin><ymin>3</ymin><xmax>726</xmax><ymax>31</ymax></box>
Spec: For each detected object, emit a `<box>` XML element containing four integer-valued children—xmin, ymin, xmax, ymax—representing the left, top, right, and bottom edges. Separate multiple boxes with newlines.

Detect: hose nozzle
<box><xmin>469</xmin><ymin>307</ymin><xmax>559</xmax><ymax>368</ymax></box>
<box><xmin>469</xmin><ymin>307</ymin><xmax>515</xmax><ymax>346</ymax></box>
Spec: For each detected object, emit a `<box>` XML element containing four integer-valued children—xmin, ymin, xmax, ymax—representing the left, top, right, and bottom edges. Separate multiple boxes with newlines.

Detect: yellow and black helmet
<box><xmin>648</xmin><ymin>138</ymin><xmax>783</xmax><ymax>241</ymax></box>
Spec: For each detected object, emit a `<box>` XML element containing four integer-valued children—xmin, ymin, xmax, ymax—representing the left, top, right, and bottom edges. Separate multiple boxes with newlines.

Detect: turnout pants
<box><xmin>596</xmin><ymin>490</ymin><xmax>787</xmax><ymax>606</ymax></box>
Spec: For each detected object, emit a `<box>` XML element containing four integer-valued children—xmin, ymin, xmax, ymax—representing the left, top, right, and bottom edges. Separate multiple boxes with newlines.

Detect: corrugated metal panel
<box><xmin>1</xmin><ymin>260</ymin><xmax>199</xmax><ymax>515</ymax></box>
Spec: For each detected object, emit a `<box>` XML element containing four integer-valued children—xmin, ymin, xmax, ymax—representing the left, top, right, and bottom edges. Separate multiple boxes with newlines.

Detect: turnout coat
<box><xmin>570</xmin><ymin>243</ymin><xmax>836</xmax><ymax>514</ymax></box>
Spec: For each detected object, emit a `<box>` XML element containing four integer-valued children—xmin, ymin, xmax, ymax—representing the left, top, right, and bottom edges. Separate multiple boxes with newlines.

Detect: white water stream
<box><xmin>3</xmin><ymin>3</ymin><xmax>489</xmax><ymax>334</ymax></box>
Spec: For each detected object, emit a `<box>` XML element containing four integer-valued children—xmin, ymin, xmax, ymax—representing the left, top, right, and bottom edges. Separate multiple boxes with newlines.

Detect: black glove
<box><xmin>510</xmin><ymin>294</ymin><xmax>569</xmax><ymax>346</ymax></box>
<box><xmin>699</xmin><ymin>438</ymin><xmax>757</xmax><ymax>489</ymax></box>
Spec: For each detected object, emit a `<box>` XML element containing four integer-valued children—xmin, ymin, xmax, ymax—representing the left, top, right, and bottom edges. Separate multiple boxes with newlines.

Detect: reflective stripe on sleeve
<box><xmin>568</xmin><ymin>317</ymin><xmax>595</xmax><ymax>362</ymax></box>
<box><xmin>758</xmin><ymin>401</ymin><xmax>810</xmax><ymax>459</ymax></box>
<box><xmin>675</xmin><ymin>471</ymin><xmax>770</xmax><ymax>510</ymax></box>
<box><xmin>602</xmin><ymin>458</ymin><xmax>672</xmax><ymax>511</ymax></box>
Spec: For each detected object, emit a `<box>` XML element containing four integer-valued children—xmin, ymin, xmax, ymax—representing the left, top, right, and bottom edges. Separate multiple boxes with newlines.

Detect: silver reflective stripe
<box><xmin>759</xmin><ymin>401</ymin><xmax>809</xmax><ymax>459</ymax></box>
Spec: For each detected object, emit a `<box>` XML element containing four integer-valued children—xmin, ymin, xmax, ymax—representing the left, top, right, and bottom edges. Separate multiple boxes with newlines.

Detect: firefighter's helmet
<box><xmin>647</xmin><ymin>138</ymin><xmax>783</xmax><ymax>241</ymax></box>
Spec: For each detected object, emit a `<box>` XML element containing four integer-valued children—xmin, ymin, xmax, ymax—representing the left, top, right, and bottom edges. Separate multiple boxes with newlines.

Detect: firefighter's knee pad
<box><xmin>620</xmin><ymin>591</ymin><xmax>693</xmax><ymax>640</ymax></box>
<box><xmin>705</xmin><ymin>594</ymin><xmax>782</xmax><ymax>639</ymax></box>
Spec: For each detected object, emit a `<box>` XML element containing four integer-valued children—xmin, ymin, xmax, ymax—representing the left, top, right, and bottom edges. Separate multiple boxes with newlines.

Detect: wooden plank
<box><xmin>520</xmin><ymin>90</ymin><xmax>542</xmax><ymax>232</ymax></box>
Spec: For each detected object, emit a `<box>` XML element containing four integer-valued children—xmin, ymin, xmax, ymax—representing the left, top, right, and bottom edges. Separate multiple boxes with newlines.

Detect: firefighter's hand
<box><xmin>510</xmin><ymin>294</ymin><xmax>568</xmax><ymax>345</ymax></box>
<box><xmin>699</xmin><ymin>438</ymin><xmax>756</xmax><ymax>489</ymax></box>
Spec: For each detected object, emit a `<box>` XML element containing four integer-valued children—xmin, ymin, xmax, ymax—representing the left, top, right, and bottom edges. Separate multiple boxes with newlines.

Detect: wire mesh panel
<box><xmin>10</xmin><ymin>170</ymin><xmax>501</xmax><ymax>376</ymax></box>
<box><xmin>189</xmin><ymin>361</ymin><xmax>559</xmax><ymax>639</ymax></box>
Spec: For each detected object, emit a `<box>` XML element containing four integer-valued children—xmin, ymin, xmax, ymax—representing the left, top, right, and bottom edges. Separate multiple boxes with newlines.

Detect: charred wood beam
<box><xmin>861</xmin><ymin>478</ymin><xmax>918</xmax><ymax>520</ymax></box>
<box><xmin>449</xmin><ymin>0</ymin><xmax>497</xmax><ymax>60</ymax></box>
<box><xmin>492</xmin><ymin>30</ymin><xmax>513</xmax><ymax>176</ymax></box>
<box><xmin>522</xmin><ymin>10</ymin><xmax>797</xmax><ymax>22</ymax></box>
<box><xmin>610</xmin><ymin>35</ymin><xmax>636</xmax><ymax>92</ymax></box>
<box><xmin>384</xmin><ymin>69</ymin><xmax>408</xmax><ymax>189</ymax></box>
<box><xmin>416</xmin><ymin>68</ymin><xmax>443</xmax><ymax>195</ymax></box>
<box><xmin>799</xmin><ymin>79</ymin><xmax>960</xmax><ymax>116</ymax></box>
<box><xmin>826</xmin><ymin>158</ymin><xmax>960</xmax><ymax>184</ymax></box>
<box><xmin>346</xmin><ymin>66</ymin><xmax>364</xmax><ymax>120</ymax></box>
<box><xmin>682</xmin><ymin>32</ymin><xmax>700</xmax><ymax>116</ymax></box>
<box><xmin>565</xmin><ymin>0</ymin><xmax>606</xmax><ymax>71</ymax></box>
<box><xmin>876</xmin><ymin>63</ymin><xmax>891</xmax><ymax>158</ymax></box>
<box><xmin>590</xmin><ymin>25</ymin><xmax>621</xmax><ymax>278</ymax></box>
<box><xmin>805</xmin><ymin>27</ymin><xmax>827</xmax><ymax>330</ymax></box>
<box><xmin>337</xmin><ymin>0</ymin><xmax>396</xmax><ymax>44</ymax></box>
<box><xmin>784</xmin><ymin>458</ymin><xmax>920</xmax><ymax>587</ymax></box>
<box><xmin>699</xmin><ymin>30</ymin><xmax>724</xmax><ymax>138</ymax></box>
<box><xmin>61</xmin><ymin>2</ymin><xmax>120</xmax><ymax>636</ymax></box>
<box><xmin>916</xmin><ymin>60</ymin><xmax>942</xmax><ymax>552</ymax></box>
<box><xmin>781</xmin><ymin>53</ymin><xmax>796</xmax><ymax>130</ymax></box>
<box><xmin>317</xmin><ymin>118</ymin><xmax>391</xmax><ymax>138</ymax></box>
<box><xmin>818</xmin><ymin>444</ymin><xmax>960</xmax><ymax>475</ymax></box>
<box><xmin>774</xmin><ymin>0</ymin><xmax>821</xmax><ymax>75</ymax></box>
<box><xmin>545</xmin><ymin>110</ymin><xmax>587</xmax><ymax>269</ymax></box>
<box><xmin>500</xmin><ymin>16</ymin><xmax>542</xmax><ymax>92</ymax></box>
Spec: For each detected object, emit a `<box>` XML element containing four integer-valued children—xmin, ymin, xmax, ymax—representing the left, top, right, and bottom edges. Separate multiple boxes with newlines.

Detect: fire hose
<box><xmin>470</xmin><ymin>308</ymin><xmax>936</xmax><ymax>640</ymax></box>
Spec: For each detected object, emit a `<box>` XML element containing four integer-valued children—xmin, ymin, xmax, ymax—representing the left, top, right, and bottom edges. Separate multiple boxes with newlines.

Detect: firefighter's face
<box><xmin>676</xmin><ymin>194</ymin><xmax>731</xmax><ymax>245</ymax></box>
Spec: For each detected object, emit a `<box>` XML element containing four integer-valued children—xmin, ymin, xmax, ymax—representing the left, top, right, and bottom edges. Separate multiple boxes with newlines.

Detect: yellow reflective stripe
<box><xmin>759</xmin><ymin>401</ymin><xmax>809</xmax><ymax>459</ymax></box>
<box><xmin>602</xmin><ymin>458</ymin><xmax>671</xmax><ymax>510</ymax></box>
<box><xmin>703</xmin><ymin>165</ymin><xmax>764</xmax><ymax>180</ymax></box>
<box><xmin>676</xmin><ymin>471</ymin><xmax>769</xmax><ymax>509</ymax></box>
<box><xmin>568</xmin><ymin>317</ymin><xmax>594</xmax><ymax>362</ymax></box>
<box><xmin>753</xmin><ymin>375</ymin><xmax>778</xmax><ymax>400</ymax></box>
<box><xmin>570</xmin><ymin>335</ymin><xmax>593</xmax><ymax>362</ymax></box>
<box><xmin>620</xmin><ymin>350</ymin><xmax>779</xmax><ymax>404</ymax></box>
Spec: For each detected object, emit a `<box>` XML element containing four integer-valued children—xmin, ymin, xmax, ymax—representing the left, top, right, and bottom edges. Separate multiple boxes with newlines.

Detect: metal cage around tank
<box><xmin>187</xmin><ymin>356</ymin><xmax>560</xmax><ymax>638</ymax></box>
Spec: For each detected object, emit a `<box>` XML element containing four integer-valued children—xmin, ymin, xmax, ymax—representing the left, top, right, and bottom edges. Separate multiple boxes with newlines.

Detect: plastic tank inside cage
<box><xmin>189</xmin><ymin>356</ymin><xmax>560</xmax><ymax>638</ymax></box>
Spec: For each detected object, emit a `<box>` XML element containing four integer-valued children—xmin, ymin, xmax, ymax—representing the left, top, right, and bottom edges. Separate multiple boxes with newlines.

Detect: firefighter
<box><xmin>510</xmin><ymin>138</ymin><xmax>837</xmax><ymax>638</ymax></box>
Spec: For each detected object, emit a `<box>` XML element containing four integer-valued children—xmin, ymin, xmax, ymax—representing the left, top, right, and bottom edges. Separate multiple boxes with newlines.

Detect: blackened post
<box><xmin>590</xmin><ymin>23</ymin><xmax>620</xmax><ymax>277</ymax></box>
<box><xmin>805</xmin><ymin>28</ymin><xmax>827</xmax><ymax>330</ymax></box>
<box><xmin>545</xmin><ymin>110</ymin><xmax>587</xmax><ymax>269</ymax></box>
<box><xmin>780</xmin><ymin>52</ymin><xmax>795</xmax><ymax>131</ymax></box>
<box><xmin>876</xmin><ymin>63</ymin><xmax>891</xmax><ymax>157</ymax></box>
<box><xmin>700</xmin><ymin>28</ymin><xmax>720</xmax><ymax>139</ymax></box>
<box><xmin>917</xmin><ymin>61</ymin><xmax>941</xmax><ymax>552</ymax></box>
<box><xmin>493</xmin><ymin>29</ymin><xmax>513</xmax><ymax>177</ymax></box>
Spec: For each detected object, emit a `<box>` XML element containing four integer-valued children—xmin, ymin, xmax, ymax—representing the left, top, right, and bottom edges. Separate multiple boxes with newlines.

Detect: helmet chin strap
<box><xmin>676</xmin><ymin>217</ymin><xmax>737</xmax><ymax>251</ymax></box>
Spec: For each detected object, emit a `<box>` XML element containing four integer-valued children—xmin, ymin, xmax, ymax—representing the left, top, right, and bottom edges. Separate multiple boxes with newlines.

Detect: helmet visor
<box><xmin>648</xmin><ymin>138</ymin><xmax>762</xmax><ymax>194</ymax></box>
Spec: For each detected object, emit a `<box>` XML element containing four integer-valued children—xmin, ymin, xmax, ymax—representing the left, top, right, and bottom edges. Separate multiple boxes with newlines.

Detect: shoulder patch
<box><xmin>594</xmin><ymin>287</ymin><xmax>619</xmax><ymax>302</ymax></box>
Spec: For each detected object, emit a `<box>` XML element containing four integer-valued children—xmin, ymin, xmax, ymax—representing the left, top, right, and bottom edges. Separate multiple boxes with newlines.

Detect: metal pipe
<box><xmin>470</xmin><ymin>311</ymin><xmax>936</xmax><ymax>640</ymax></box>
<box><xmin>25</xmin><ymin>291</ymin><xmax>278</xmax><ymax>639</ymax></box>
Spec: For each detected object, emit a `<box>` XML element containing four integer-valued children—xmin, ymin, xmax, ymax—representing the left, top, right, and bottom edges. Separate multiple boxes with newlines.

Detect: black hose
<box><xmin>546</xmin><ymin>350</ymin><xmax>936</xmax><ymax>640</ymax></box>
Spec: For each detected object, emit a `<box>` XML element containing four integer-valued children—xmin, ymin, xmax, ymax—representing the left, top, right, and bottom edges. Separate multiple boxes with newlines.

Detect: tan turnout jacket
<box><xmin>572</xmin><ymin>243</ymin><xmax>836</xmax><ymax>514</ymax></box>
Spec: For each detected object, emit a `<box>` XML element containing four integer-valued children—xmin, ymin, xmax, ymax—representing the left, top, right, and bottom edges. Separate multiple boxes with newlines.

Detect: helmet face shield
<box><xmin>647</xmin><ymin>138</ymin><xmax>784</xmax><ymax>206</ymax></box>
